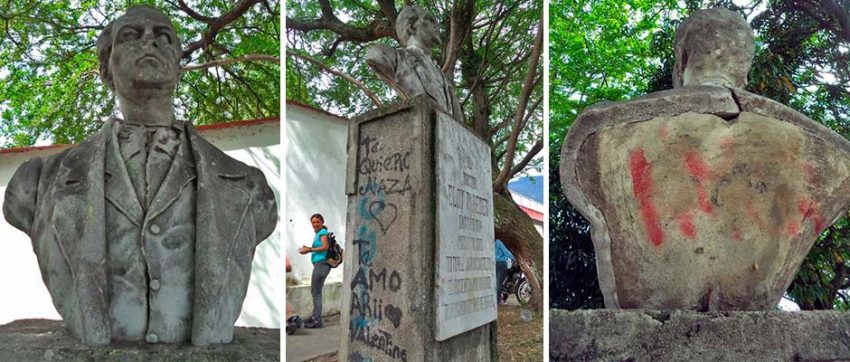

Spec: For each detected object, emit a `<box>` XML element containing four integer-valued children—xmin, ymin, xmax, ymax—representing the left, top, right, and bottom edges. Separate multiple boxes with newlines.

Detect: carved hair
<box><xmin>395</xmin><ymin>5</ymin><xmax>434</xmax><ymax>47</ymax></box>
<box><xmin>672</xmin><ymin>8</ymin><xmax>754</xmax><ymax>88</ymax></box>
<box><xmin>96</xmin><ymin>5</ymin><xmax>181</xmax><ymax>90</ymax></box>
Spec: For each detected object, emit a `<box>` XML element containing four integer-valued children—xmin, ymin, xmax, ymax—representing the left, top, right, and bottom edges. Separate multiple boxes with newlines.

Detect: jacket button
<box><xmin>149</xmin><ymin>224</ymin><xmax>161</xmax><ymax>234</ymax></box>
<box><xmin>150</xmin><ymin>279</ymin><xmax>161</xmax><ymax>291</ymax></box>
<box><xmin>146</xmin><ymin>333</ymin><xmax>158</xmax><ymax>343</ymax></box>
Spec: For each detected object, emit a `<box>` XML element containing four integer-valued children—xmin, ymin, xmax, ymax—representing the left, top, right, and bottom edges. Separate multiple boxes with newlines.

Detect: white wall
<box><xmin>284</xmin><ymin>103</ymin><xmax>348</xmax><ymax>285</ymax></box>
<box><xmin>0</xmin><ymin>120</ymin><xmax>282</xmax><ymax>329</ymax></box>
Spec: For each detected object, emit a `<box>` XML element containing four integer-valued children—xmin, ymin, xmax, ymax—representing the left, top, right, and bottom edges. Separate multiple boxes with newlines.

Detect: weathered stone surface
<box><xmin>550</xmin><ymin>309</ymin><xmax>850</xmax><ymax>361</ymax></box>
<box><xmin>366</xmin><ymin>5</ymin><xmax>462</xmax><ymax>119</ymax></box>
<box><xmin>340</xmin><ymin>96</ymin><xmax>496</xmax><ymax>361</ymax></box>
<box><xmin>435</xmin><ymin>112</ymin><xmax>496</xmax><ymax>340</ymax></box>
<box><xmin>558</xmin><ymin>9</ymin><xmax>850</xmax><ymax>310</ymax></box>
<box><xmin>0</xmin><ymin>319</ymin><xmax>279</xmax><ymax>361</ymax></box>
<box><xmin>2</xmin><ymin>5</ymin><xmax>277</xmax><ymax>346</ymax></box>
<box><xmin>585</xmin><ymin>110</ymin><xmax>850</xmax><ymax>310</ymax></box>
<box><xmin>288</xmin><ymin>282</ymin><xmax>343</xmax><ymax>319</ymax></box>
<box><xmin>673</xmin><ymin>8</ymin><xmax>754</xmax><ymax>88</ymax></box>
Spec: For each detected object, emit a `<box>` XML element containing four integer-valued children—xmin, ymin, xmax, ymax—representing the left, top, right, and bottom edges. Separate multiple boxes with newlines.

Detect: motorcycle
<box><xmin>500</xmin><ymin>263</ymin><xmax>531</xmax><ymax>306</ymax></box>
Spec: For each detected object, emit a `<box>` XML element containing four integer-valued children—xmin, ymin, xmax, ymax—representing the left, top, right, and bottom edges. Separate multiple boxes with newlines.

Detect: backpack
<box><xmin>326</xmin><ymin>232</ymin><xmax>344</xmax><ymax>268</ymax></box>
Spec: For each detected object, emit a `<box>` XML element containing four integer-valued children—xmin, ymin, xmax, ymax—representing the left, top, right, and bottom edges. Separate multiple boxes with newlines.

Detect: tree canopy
<box><xmin>0</xmin><ymin>0</ymin><xmax>280</xmax><ymax>148</ymax></box>
<box><xmin>550</xmin><ymin>0</ymin><xmax>850</xmax><ymax>310</ymax></box>
<box><xmin>286</xmin><ymin>0</ymin><xmax>544</xmax><ymax>309</ymax></box>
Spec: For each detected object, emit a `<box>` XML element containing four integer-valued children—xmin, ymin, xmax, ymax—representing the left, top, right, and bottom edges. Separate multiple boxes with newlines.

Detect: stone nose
<box><xmin>141</xmin><ymin>26</ymin><xmax>159</xmax><ymax>49</ymax></box>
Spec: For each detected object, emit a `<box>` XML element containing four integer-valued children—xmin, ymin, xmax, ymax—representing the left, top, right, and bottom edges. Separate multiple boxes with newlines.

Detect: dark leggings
<box><xmin>310</xmin><ymin>260</ymin><xmax>332</xmax><ymax>322</ymax></box>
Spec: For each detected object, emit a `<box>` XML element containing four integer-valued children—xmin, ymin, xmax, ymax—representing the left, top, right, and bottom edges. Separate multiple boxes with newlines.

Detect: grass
<box><xmin>497</xmin><ymin>304</ymin><xmax>544</xmax><ymax>361</ymax></box>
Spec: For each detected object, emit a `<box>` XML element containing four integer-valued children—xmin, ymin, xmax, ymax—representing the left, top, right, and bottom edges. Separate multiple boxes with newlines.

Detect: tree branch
<box><xmin>441</xmin><ymin>0</ymin><xmax>474</xmax><ymax>74</ymax></box>
<box><xmin>286</xmin><ymin>0</ymin><xmax>395</xmax><ymax>43</ymax></box>
<box><xmin>509</xmin><ymin>139</ymin><xmax>542</xmax><ymax>177</ymax></box>
<box><xmin>286</xmin><ymin>50</ymin><xmax>382</xmax><ymax>107</ymax></box>
<box><xmin>181</xmin><ymin>0</ymin><xmax>263</xmax><ymax>60</ymax></box>
<box><xmin>492</xmin><ymin>16</ymin><xmax>543</xmax><ymax>193</ymax></box>
<box><xmin>287</xmin><ymin>16</ymin><xmax>394</xmax><ymax>42</ymax></box>
<box><xmin>181</xmin><ymin>54</ymin><xmax>279</xmax><ymax>71</ymax></box>
<box><xmin>376</xmin><ymin>0</ymin><xmax>398</xmax><ymax>24</ymax></box>
<box><xmin>176</xmin><ymin>0</ymin><xmax>216</xmax><ymax>23</ymax></box>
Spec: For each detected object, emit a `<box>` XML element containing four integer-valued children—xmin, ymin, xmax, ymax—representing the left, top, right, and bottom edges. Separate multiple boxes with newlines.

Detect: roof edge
<box><xmin>0</xmin><ymin>116</ymin><xmax>280</xmax><ymax>155</ymax></box>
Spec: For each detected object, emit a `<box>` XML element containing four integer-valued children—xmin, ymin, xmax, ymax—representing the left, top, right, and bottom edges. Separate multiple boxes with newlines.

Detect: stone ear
<box><xmin>673</xmin><ymin>45</ymin><xmax>686</xmax><ymax>88</ymax></box>
<box><xmin>407</xmin><ymin>19</ymin><xmax>416</xmax><ymax>41</ymax></box>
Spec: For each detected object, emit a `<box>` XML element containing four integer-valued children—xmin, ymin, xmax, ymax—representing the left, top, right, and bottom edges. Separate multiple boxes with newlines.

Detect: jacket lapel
<box><xmin>185</xmin><ymin>123</ymin><xmax>253</xmax><ymax>345</ymax></box>
<box><xmin>104</xmin><ymin>123</ymin><xmax>143</xmax><ymax>226</ymax></box>
<box><xmin>50</xmin><ymin>120</ymin><xmax>111</xmax><ymax>345</ymax></box>
<box><xmin>147</xmin><ymin>128</ymin><xmax>196</xmax><ymax>220</ymax></box>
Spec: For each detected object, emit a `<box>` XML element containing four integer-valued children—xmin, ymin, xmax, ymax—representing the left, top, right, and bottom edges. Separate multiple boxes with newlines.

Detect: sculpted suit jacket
<box><xmin>3</xmin><ymin>119</ymin><xmax>277</xmax><ymax>346</ymax></box>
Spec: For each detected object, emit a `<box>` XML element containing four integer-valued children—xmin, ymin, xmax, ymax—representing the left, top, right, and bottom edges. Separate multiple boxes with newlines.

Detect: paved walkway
<box><xmin>284</xmin><ymin>295</ymin><xmax>522</xmax><ymax>362</ymax></box>
<box><xmin>285</xmin><ymin>314</ymin><xmax>341</xmax><ymax>362</ymax></box>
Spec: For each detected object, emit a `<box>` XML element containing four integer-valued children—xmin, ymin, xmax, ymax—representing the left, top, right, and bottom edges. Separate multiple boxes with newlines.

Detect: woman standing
<box><xmin>298</xmin><ymin>213</ymin><xmax>330</xmax><ymax>328</ymax></box>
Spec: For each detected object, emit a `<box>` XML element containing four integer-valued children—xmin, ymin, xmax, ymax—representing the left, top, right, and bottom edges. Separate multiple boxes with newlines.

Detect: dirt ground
<box><xmin>497</xmin><ymin>304</ymin><xmax>544</xmax><ymax>361</ymax></box>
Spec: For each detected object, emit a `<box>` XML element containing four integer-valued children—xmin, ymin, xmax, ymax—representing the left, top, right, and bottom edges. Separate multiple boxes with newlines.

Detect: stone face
<box><xmin>2</xmin><ymin>5</ymin><xmax>277</xmax><ymax>346</ymax></box>
<box><xmin>559</xmin><ymin>9</ymin><xmax>850</xmax><ymax>311</ymax></box>
<box><xmin>550</xmin><ymin>309</ymin><xmax>850</xmax><ymax>361</ymax></box>
<box><xmin>340</xmin><ymin>97</ymin><xmax>495</xmax><ymax>361</ymax></box>
<box><xmin>0</xmin><ymin>319</ymin><xmax>279</xmax><ymax>361</ymax></box>
<box><xmin>435</xmin><ymin>113</ymin><xmax>496</xmax><ymax>341</ymax></box>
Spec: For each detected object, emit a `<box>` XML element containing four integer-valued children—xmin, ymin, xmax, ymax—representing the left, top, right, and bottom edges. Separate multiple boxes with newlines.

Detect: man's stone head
<box><xmin>673</xmin><ymin>8</ymin><xmax>755</xmax><ymax>88</ymax></box>
<box><xmin>396</xmin><ymin>5</ymin><xmax>441</xmax><ymax>49</ymax></box>
<box><xmin>96</xmin><ymin>5</ymin><xmax>182</xmax><ymax>97</ymax></box>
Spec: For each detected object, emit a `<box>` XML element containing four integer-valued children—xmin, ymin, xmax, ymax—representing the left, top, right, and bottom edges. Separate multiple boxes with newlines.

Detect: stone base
<box><xmin>287</xmin><ymin>281</ymin><xmax>343</xmax><ymax>318</ymax></box>
<box><xmin>0</xmin><ymin>319</ymin><xmax>280</xmax><ymax>361</ymax></box>
<box><xmin>550</xmin><ymin>309</ymin><xmax>850</xmax><ymax>361</ymax></box>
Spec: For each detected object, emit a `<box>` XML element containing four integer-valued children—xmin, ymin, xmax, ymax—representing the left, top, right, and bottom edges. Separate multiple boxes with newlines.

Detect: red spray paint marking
<box><xmin>719</xmin><ymin>137</ymin><xmax>734</xmax><ymax>151</ymax></box>
<box><xmin>798</xmin><ymin>198</ymin><xmax>827</xmax><ymax>232</ymax></box>
<box><xmin>801</xmin><ymin>162</ymin><xmax>818</xmax><ymax>185</ymax></box>
<box><xmin>732</xmin><ymin>228</ymin><xmax>743</xmax><ymax>243</ymax></box>
<box><xmin>677</xmin><ymin>212</ymin><xmax>697</xmax><ymax>239</ymax></box>
<box><xmin>629</xmin><ymin>149</ymin><xmax>664</xmax><ymax>246</ymax></box>
<box><xmin>786</xmin><ymin>221</ymin><xmax>800</xmax><ymax>237</ymax></box>
<box><xmin>684</xmin><ymin>150</ymin><xmax>714</xmax><ymax>214</ymax></box>
<box><xmin>746</xmin><ymin>203</ymin><xmax>766</xmax><ymax>231</ymax></box>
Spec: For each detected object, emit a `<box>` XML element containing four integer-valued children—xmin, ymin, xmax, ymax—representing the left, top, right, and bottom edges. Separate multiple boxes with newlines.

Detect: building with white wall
<box><xmin>0</xmin><ymin>118</ymin><xmax>281</xmax><ymax>329</ymax></box>
<box><xmin>284</xmin><ymin>102</ymin><xmax>348</xmax><ymax>285</ymax></box>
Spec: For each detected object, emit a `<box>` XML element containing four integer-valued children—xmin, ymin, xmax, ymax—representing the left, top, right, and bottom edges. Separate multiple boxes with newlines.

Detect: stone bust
<box><xmin>560</xmin><ymin>8</ymin><xmax>850</xmax><ymax>311</ymax></box>
<box><xmin>366</xmin><ymin>5</ymin><xmax>462</xmax><ymax>118</ymax></box>
<box><xmin>2</xmin><ymin>5</ymin><xmax>277</xmax><ymax>346</ymax></box>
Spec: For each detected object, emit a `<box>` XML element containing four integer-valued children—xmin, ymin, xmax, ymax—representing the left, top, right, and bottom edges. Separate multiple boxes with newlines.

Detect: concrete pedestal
<box><xmin>550</xmin><ymin>309</ymin><xmax>850</xmax><ymax>361</ymax></box>
<box><xmin>0</xmin><ymin>319</ymin><xmax>279</xmax><ymax>361</ymax></box>
<box><xmin>339</xmin><ymin>97</ymin><xmax>498</xmax><ymax>362</ymax></box>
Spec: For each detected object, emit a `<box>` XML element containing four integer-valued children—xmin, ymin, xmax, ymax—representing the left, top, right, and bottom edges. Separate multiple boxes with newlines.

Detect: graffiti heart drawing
<box><xmin>384</xmin><ymin>304</ymin><xmax>403</xmax><ymax>328</ymax></box>
<box><xmin>368</xmin><ymin>201</ymin><xmax>398</xmax><ymax>234</ymax></box>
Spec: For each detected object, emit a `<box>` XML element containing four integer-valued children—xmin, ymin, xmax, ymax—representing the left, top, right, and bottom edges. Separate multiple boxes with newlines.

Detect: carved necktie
<box><xmin>117</xmin><ymin>123</ymin><xmax>182</xmax><ymax>208</ymax></box>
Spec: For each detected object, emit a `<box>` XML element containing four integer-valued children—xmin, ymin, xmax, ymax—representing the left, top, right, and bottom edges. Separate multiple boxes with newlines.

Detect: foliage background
<box><xmin>550</xmin><ymin>0</ymin><xmax>850</xmax><ymax>310</ymax></box>
<box><xmin>0</xmin><ymin>0</ymin><xmax>280</xmax><ymax>148</ymax></box>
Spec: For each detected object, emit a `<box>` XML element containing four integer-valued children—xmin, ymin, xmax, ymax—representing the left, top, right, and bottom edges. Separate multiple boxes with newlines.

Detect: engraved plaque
<box><xmin>434</xmin><ymin>113</ymin><xmax>496</xmax><ymax>341</ymax></box>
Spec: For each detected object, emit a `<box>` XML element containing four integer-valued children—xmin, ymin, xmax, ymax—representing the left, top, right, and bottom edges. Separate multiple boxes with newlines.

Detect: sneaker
<box><xmin>304</xmin><ymin>319</ymin><xmax>323</xmax><ymax>329</ymax></box>
<box><xmin>286</xmin><ymin>316</ymin><xmax>303</xmax><ymax>335</ymax></box>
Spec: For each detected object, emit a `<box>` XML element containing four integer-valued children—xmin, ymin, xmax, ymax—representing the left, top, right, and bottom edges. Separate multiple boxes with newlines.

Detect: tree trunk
<box><xmin>493</xmin><ymin>191</ymin><xmax>543</xmax><ymax>312</ymax></box>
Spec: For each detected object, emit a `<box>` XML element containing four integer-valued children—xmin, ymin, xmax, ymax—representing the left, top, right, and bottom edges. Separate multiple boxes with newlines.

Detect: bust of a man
<box><xmin>560</xmin><ymin>8</ymin><xmax>850</xmax><ymax>311</ymax></box>
<box><xmin>366</xmin><ymin>5</ymin><xmax>462</xmax><ymax>118</ymax></box>
<box><xmin>3</xmin><ymin>5</ymin><xmax>277</xmax><ymax>346</ymax></box>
